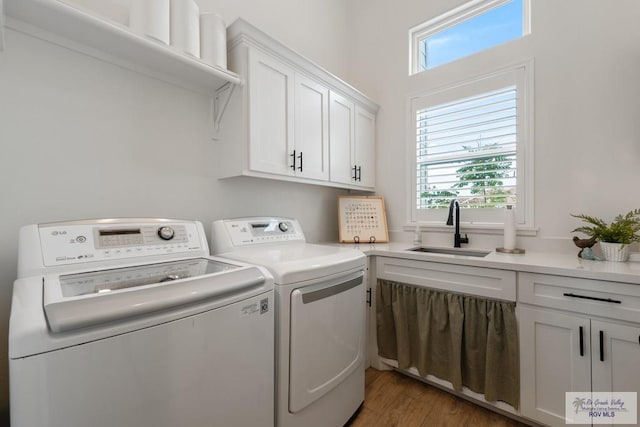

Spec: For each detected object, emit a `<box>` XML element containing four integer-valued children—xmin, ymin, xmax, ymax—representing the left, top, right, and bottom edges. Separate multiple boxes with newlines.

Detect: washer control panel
<box><xmin>38</xmin><ymin>220</ymin><xmax>203</xmax><ymax>267</ymax></box>
<box><xmin>213</xmin><ymin>217</ymin><xmax>306</xmax><ymax>249</ymax></box>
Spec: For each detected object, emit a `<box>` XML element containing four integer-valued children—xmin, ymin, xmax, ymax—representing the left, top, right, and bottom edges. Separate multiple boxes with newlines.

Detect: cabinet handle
<box><xmin>290</xmin><ymin>150</ymin><xmax>296</xmax><ymax>171</ymax></box>
<box><xmin>352</xmin><ymin>165</ymin><xmax>358</xmax><ymax>181</ymax></box>
<box><xmin>599</xmin><ymin>330</ymin><xmax>604</xmax><ymax>362</ymax></box>
<box><xmin>579</xmin><ymin>326</ymin><xmax>584</xmax><ymax>357</ymax></box>
<box><xmin>563</xmin><ymin>293</ymin><xmax>621</xmax><ymax>304</ymax></box>
<box><xmin>357</xmin><ymin>166</ymin><xmax>362</xmax><ymax>182</ymax></box>
<box><xmin>297</xmin><ymin>151</ymin><xmax>303</xmax><ymax>172</ymax></box>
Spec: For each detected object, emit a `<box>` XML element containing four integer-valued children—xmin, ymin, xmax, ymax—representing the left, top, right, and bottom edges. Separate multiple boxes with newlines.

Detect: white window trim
<box><xmin>408</xmin><ymin>0</ymin><xmax>531</xmax><ymax>75</ymax></box>
<box><xmin>406</xmin><ymin>59</ymin><xmax>535</xmax><ymax>232</ymax></box>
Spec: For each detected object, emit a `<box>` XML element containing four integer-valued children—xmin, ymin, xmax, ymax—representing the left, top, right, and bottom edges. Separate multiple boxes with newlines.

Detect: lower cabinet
<box><xmin>591</xmin><ymin>319</ymin><xmax>640</xmax><ymax>401</ymax></box>
<box><xmin>519</xmin><ymin>306</ymin><xmax>591</xmax><ymax>426</ymax></box>
<box><xmin>369</xmin><ymin>262</ymin><xmax>640</xmax><ymax>426</ymax></box>
<box><xmin>518</xmin><ymin>273</ymin><xmax>640</xmax><ymax>427</ymax></box>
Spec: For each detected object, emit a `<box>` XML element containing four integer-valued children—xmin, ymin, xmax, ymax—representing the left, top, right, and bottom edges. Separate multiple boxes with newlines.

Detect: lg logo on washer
<box><xmin>241</xmin><ymin>299</ymin><xmax>269</xmax><ymax>315</ymax></box>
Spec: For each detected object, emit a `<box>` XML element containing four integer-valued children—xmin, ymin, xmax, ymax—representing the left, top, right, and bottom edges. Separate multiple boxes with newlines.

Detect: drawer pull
<box><xmin>600</xmin><ymin>330</ymin><xmax>605</xmax><ymax>362</ymax></box>
<box><xmin>563</xmin><ymin>293</ymin><xmax>621</xmax><ymax>304</ymax></box>
<box><xmin>579</xmin><ymin>326</ymin><xmax>584</xmax><ymax>357</ymax></box>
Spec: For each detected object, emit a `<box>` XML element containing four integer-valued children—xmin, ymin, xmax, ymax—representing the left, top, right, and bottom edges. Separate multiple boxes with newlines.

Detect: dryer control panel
<box><xmin>211</xmin><ymin>217</ymin><xmax>306</xmax><ymax>252</ymax></box>
<box><xmin>33</xmin><ymin>219</ymin><xmax>206</xmax><ymax>268</ymax></box>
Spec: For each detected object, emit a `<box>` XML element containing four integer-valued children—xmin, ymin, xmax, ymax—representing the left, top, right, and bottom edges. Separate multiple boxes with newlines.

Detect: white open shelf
<box><xmin>3</xmin><ymin>0</ymin><xmax>241</xmax><ymax>94</ymax></box>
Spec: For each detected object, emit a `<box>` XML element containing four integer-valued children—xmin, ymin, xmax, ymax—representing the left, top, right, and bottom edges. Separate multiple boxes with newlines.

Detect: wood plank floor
<box><xmin>347</xmin><ymin>368</ymin><xmax>529</xmax><ymax>427</ymax></box>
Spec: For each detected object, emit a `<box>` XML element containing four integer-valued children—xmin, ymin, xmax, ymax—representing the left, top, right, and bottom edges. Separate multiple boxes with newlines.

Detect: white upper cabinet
<box><xmin>329</xmin><ymin>93</ymin><xmax>376</xmax><ymax>190</ymax></box>
<box><xmin>246</xmin><ymin>50</ymin><xmax>328</xmax><ymax>180</ymax></box>
<box><xmin>217</xmin><ymin>19</ymin><xmax>378</xmax><ymax>190</ymax></box>
<box><xmin>294</xmin><ymin>74</ymin><xmax>329</xmax><ymax>181</ymax></box>
<box><xmin>247</xmin><ymin>49</ymin><xmax>295</xmax><ymax>176</ymax></box>
<box><xmin>329</xmin><ymin>92</ymin><xmax>355</xmax><ymax>185</ymax></box>
<box><xmin>354</xmin><ymin>105</ymin><xmax>376</xmax><ymax>189</ymax></box>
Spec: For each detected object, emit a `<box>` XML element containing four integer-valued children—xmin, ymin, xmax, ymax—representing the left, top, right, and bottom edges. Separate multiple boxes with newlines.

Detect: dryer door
<box><xmin>288</xmin><ymin>271</ymin><xmax>365</xmax><ymax>413</ymax></box>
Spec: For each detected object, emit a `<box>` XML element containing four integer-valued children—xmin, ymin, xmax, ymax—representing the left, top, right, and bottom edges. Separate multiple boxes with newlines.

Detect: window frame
<box><xmin>408</xmin><ymin>0</ymin><xmax>531</xmax><ymax>75</ymax></box>
<box><xmin>407</xmin><ymin>60</ymin><xmax>534</xmax><ymax>229</ymax></box>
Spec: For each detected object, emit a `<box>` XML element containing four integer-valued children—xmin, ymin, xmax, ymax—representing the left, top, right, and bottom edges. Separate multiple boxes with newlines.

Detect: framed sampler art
<box><xmin>338</xmin><ymin>195</ymin><xmax>389</xmax><ymax>243</ymax></box>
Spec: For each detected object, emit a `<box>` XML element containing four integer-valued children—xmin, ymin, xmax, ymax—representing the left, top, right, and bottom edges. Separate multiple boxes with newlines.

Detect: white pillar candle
<box><xmin>413</xmin><ymin>222</ymin><xmax>422</xmax><ymax>245</ymax></box>
<box><xmin>503</xmin><ymin>205</ymin><xmax>517</xmax><ymax>250</ymax></box>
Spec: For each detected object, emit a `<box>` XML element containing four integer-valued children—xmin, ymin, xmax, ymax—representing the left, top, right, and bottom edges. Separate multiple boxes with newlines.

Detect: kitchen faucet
<box><xmin>446</xmin><ymin>199</ymin><xmax>469</xmax><ymax>248</ymax></box>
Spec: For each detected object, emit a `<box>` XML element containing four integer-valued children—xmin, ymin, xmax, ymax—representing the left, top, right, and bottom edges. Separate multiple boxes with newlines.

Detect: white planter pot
<box><xmin>599</xmin><ymin>242</ymin><xmax>629</xmax><ymax>262</ymax></box>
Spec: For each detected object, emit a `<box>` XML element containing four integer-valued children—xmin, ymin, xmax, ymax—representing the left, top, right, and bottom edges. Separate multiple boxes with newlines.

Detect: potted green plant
<box><xmin>571</xmin><ymin>209</ymin><xmax>640</xmax><ymax>261</ymax></box>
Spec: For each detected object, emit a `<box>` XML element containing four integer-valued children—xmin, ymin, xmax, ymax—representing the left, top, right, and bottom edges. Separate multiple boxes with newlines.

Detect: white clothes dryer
<box><xmin>211</xmin><ymin>217</ymin><xmax>367</xmax><ymax>427</ymax></box>
<box><xmin>10</xmin><ymin>218</ymin><xmax>275</xmax><ymax>427</ymax></box>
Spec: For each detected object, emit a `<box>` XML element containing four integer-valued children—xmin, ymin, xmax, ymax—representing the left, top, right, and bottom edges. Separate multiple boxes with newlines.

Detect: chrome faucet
<box><xmin>446</xmin><ymin>199</ymin><xmax>469</xmax><ymax>248</ymax></box>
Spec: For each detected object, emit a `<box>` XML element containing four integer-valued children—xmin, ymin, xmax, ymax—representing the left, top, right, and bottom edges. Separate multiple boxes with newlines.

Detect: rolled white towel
<box><xmin>200</xmin><ymin>13</ymin><xmax>227</xmax><ymax>69</ymax></box>
<box><xmin>129</xmin><ymin>0</ymin><xmax>170</xmax><ymax>45</ymax></box>
<box><xmin>170</xmin><ymin>0</ymin><xmax>200</xmax><ymax>58</ymax></box>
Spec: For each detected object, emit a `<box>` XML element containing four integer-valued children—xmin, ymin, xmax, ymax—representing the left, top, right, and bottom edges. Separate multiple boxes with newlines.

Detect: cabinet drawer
<box><xmin>518</xmin><ymin>273</ymin><xmax>640</xmax><ymax>323</ymax></box>
<box><xmin>376</xmin><ymin>257</ymin><xmax>516</xmax><ymax>301</ymax></box>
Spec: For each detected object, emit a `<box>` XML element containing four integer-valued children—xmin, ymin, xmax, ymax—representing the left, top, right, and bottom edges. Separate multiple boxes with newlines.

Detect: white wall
<box><xmin>0</xmin><ymin>0</ymin><xmax>351</xmax><ymax>421</ymax></box>
<box><xmin>347</xmin><ymin>0</ymin><xmax>640</xmax><ymax>252</ymax></box>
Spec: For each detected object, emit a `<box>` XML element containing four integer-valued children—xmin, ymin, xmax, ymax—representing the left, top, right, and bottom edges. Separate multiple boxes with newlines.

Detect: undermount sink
<box><xmin>408</xmin><ymin>247</ymin><xmax>491</xmax><ymax>258</ymax></box>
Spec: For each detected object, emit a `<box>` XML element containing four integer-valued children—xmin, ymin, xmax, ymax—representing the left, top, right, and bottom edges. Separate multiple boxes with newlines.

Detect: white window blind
<box><xmin>416</xmin><ymin>85</ymin><xmax>517</xmax><ymax>210</ymax></box>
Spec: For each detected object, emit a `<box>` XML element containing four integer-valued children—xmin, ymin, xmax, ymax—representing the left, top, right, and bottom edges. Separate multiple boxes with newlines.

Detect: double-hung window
<box><xmin>410</xmin><ymin>63</ymin><xmax>532</xmax><ymax>227</ymax></box>
<box><xmin>408</xmin><ymin>0</ymin><xmax>532</xmax><ymax>229</ymax></box>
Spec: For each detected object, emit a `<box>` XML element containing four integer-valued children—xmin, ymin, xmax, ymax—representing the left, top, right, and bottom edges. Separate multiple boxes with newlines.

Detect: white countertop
<box><xmin>334</xmin><ymin>242</ymin><xmax>640</xmax><ymax>285</ymax></box>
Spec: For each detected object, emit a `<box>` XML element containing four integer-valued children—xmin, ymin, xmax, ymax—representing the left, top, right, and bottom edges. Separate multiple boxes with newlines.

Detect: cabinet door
<box><xmin>329</xmin><ymin>91</ymin><xmax>355</xmax><ymax>185</ymax></box>
<box><xmin>294</xmin><ymin>74</ymin><xmax>329</xmax><ymax>181</ymax></box>
<box><xmin>591</xmin><ymin>320</ymin><xmax>640</xmax><ymax>397</ymax></box>
<box><xmin>248</xmin><ymin>48</ymin><xmax>295</xmax><ymax>176</ymax></box>
<box><xmin>519</xmin><ymin>306</ymin><xmax>591</xmax><ymax>427</ymax></box>
<box><xmin>354</xmin><ymin>105</ymin><xmax>376</xmax><ymax>188</ymax></box>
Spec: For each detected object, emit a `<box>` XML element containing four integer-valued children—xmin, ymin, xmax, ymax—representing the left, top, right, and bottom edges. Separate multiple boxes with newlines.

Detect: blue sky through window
<box><xmin>420</xmin><ymin>0</ymin><xmax>523</xmax><ymax>70</ymax></box>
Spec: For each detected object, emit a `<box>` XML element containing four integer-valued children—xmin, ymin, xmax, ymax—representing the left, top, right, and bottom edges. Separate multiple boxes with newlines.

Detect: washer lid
<box><xmin>44</xmin><ymin>258</ymin><xmax>266</xmax><ymax>332</ymax></box>
<box><xmin>218</xmin><ymin>243</ymin><xmax>365</xmax><ymax>284</ymax></box>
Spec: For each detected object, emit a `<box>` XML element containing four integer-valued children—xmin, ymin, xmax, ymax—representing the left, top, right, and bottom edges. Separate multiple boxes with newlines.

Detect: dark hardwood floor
<box><xmin>347</xmin><ymin>368</ymin><xmax>529</xmax><ymax>427</ymax></box>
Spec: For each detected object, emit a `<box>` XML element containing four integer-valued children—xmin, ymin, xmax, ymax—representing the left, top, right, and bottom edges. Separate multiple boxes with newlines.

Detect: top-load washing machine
<box><xmin>10</xmin><ymin>218</ymin><xmax>275</xmax><ymax>427</ymax></box>
<box><xmin>211</xmin><ymin>217</ymin><xmax>367</xmax><ymax>427</ymax></box>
